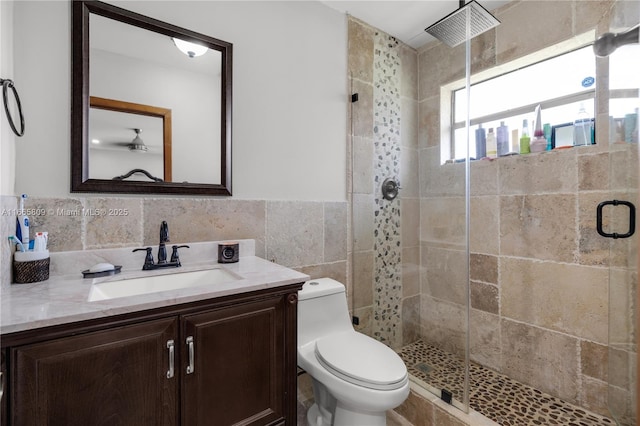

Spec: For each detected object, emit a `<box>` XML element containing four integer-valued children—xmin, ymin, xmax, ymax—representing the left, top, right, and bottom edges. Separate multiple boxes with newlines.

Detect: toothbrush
<box><xmin>8</xmin><ymin>235</ymin><xmax>26</xmax><ymax>252</ymax></box>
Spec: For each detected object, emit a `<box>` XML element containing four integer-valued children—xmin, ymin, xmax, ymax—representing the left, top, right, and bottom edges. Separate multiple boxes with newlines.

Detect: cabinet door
<box><xmin>1</xmin><ymin>350</ymin><xmax>6</xmax><ymax>426</ymax></box>
<box><xmin>12</xmin><ymin>317</ymin><xmax>178</xmax><ymax>426</ymax></box>
<box><xmin>181</xmin><ymin>297</ymin><xmax>286</xmax><ymax>426</ymax></box>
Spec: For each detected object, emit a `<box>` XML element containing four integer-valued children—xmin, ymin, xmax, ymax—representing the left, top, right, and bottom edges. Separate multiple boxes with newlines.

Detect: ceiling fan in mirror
<box><xmin>92</xmin><ymin>128</ymin><xmax>158</xmax><ymax>154</ymax></box>
<box><xmin>125</xmin><ymin>128</ymin><xmax>148</xmax><ymax>153</ymax></box>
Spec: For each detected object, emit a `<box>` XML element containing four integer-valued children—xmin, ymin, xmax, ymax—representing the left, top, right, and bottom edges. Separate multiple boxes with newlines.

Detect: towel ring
<box><xmin>1</xmin><ymin>78</ymin><xmax>25</xmax><ymax>137</ymax></box>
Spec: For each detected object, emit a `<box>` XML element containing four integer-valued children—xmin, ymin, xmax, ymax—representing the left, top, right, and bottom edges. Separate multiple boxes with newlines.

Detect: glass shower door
<box><xmin>601</xmin><ymin>3</ymin><xmax>639</xmax><ymax>425</ymax></box>
<box><xmin>604</xmin><ymin>87</ymin><xmax>638</xmax><ymax>426</ymax></box>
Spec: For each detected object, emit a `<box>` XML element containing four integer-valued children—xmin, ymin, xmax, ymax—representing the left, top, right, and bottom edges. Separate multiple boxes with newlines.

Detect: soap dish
<box><xmin>82</xmin><ymin>265</ymin><xmax>122</xmax><ymax>279</ymax></box>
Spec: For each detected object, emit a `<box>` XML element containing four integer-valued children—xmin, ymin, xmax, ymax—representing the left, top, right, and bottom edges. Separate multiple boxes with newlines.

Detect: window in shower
<box><xmin>609</xmin><ymin>43</ymin><xmax>640</xmax><ymax>143</ymax></box>
<box><xmin>447</xmin><ymin>45</ymin><xmax>597</xmax><ymax>161</ymax></box>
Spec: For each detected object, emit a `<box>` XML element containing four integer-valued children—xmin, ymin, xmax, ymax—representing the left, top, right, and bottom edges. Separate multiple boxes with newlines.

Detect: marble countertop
<box><xmin>1</xmin><ymin>246</ymin><xmax>309</xmax><ymax>335</ymax></box>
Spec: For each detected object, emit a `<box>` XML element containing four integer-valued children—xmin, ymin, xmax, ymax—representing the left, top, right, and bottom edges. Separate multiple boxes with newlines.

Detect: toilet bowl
<box><xmin>298</xmin><ymin>278</ymin><xmax>409</xmax><ymax>426</ymax></box>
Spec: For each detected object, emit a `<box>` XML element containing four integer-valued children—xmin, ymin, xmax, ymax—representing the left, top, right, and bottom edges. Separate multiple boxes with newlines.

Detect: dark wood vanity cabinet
<box><xmin>2</xmin><ymin>285</ymin><xmax>301</xmax><ymax>426</ymax></box>
<box><xmin>182</xmin><ymin>296</ymin><xmax>287</xmax><ymax>426</ymax></box>
<box><xmin>12</xmin><ymin>318</ymin><xmax>178</xmax><ymax>426</ymax></box>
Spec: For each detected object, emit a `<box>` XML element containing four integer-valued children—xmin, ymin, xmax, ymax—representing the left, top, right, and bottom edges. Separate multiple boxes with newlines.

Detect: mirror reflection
<box><xmin>71</xmin><ymin>1</ymin><xmax>232</xmax><ymax>195</ymax></box>
<box><xmin>89</xmin><ymin>97</ymin><xmax>170</xmax><ymax>182</ymax></box>
<box><xmin>90</xmin><ymin>13</ymin><xmax>221</xmax><ymax>184</ymax></box>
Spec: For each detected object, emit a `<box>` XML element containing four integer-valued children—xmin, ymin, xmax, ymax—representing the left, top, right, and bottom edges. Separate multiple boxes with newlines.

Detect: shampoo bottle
<box><xmin>475</xmin><ymin>124</ymin><xmax>486</xmax><ymax>159</ymax></box>
<box><xmin>16</xmin><ymin>194</ymin><xmax>29</xmax><ymax>245</ymax></box>
<box><xmin>496</xmin><ymin>121</ymin><xmax>509</xmax><ymax>156</ymax></box>
<box><xmin>486</xmin><ymin>128</ymin><xmax>497</xmax><ymax>158</ymax></box>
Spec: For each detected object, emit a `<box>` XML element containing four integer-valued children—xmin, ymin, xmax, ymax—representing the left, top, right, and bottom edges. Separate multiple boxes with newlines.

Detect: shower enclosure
<box><xmin>348</xmin><ymin>1</ymin><xmax>638</xmax><ymax>425</ymax></box>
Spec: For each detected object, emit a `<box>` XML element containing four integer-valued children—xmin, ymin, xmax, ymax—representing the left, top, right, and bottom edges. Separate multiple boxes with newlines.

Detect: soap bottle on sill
<box><xmin>486</xmin><ymin>128</ymin><xmax>497</xmax><ymax>158</ymax></box>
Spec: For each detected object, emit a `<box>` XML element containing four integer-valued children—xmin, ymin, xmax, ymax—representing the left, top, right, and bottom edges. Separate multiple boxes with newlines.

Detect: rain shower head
<box><xmin>425</xmin><ymin>0</ymin><xmax>500</xmax><ymax>48</ymax></box>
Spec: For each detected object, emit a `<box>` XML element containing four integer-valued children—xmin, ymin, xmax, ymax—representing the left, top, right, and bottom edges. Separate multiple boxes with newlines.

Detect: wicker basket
<box><xmin>13</xmin><ymin>257</ymin><xmax>50</xmax><ymax>284</ymax></box>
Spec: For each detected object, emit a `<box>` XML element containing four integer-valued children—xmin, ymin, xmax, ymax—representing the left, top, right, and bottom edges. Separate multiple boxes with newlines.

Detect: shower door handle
<box><xmin>596</xmin><ymin>200</ymin><xmax>636</xmax><ymax>239</ymax></box>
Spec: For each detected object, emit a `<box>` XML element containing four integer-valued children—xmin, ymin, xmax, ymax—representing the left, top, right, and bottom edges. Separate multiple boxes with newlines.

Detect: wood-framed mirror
<box><xmin>71</xmin><ymin>0</ymin><xmax>232</xmax><ymax>195</ymax></box>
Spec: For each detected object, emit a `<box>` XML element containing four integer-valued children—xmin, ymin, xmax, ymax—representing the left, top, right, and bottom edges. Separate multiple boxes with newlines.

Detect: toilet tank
<box><xmin>298</xmin><ymin>278</ymin><xmax>353</xmax><ymax>347</ymax></box>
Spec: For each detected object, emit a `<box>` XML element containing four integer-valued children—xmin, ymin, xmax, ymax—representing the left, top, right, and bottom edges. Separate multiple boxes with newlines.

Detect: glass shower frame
<box><xmin>605</xmin><ymin>4</ymin><xmax>639</xmax><ymax>426</ymax></box>
<box><xmin>348</xmin><ymin>1</ymin><xmax>638</xmax><ymax>424</ymax></box>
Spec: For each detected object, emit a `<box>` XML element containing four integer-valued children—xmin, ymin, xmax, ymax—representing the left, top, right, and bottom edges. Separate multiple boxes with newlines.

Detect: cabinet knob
<box><xmin>287</xmin><ymin>293</ymin><xmax>298</xmax><ymax>305</ymax></box>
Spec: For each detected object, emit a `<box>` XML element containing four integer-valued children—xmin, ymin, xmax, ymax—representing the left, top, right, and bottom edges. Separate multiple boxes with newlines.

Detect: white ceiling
<box><xmin>320</xmin><ymin>0</ymin><xmax>510</xmax><ymax>49</ymax></box>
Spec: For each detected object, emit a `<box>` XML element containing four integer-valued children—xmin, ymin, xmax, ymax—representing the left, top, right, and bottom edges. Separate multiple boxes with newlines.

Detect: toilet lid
<box><xmin>314</xmin><ymin>331</ymin><xmax>408</xmax><ymax>391</ymax></box>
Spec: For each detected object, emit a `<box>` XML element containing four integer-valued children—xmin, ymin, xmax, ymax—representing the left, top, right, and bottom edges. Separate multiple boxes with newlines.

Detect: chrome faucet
<box><xmin>132</xmin><ymin>221</ymin><xmax>189</xmax><ymax>270</ymax></box>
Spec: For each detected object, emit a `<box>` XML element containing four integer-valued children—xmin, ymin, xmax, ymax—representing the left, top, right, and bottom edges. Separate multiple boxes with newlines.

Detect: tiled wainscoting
<box><xmin>0</xmin><ymin>196</ymin><xmax>348</xmax><ymax>288</ymax></box>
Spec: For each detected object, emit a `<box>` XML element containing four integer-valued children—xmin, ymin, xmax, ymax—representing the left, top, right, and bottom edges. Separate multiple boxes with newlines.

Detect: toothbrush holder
<box><xmin>13</xmin><ymin>250</ymin><xmax>50</xmax><ymax>284</ymax></box>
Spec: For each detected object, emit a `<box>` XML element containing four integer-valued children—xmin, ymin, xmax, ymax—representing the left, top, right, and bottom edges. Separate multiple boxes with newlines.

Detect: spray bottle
<box><xmin>574</xmin><ymin>103</ymin><xmax>592</xmax><ymax>146</ymax></box>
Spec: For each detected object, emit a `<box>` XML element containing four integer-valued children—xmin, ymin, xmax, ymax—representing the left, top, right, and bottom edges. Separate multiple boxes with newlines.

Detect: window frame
<box><xmin>440</xmin><ymin>32</ymin><xmax>599</xmax><ymax>163</ymax></box>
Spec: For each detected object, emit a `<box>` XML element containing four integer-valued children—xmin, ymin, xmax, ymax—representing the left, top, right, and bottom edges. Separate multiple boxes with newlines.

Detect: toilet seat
<box><xmin>314</xmin><ymin>331</ymin><xmax>408</xmax><ymax>391</ymax></box>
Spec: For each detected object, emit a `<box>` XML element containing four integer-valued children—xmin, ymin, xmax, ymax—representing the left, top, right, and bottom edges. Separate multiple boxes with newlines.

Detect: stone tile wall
<box><xmin>1</xmin><ymin>196</ymin><xmax>348</xmax><ymax>288</ymax></box>
<box><xmin>348</xmin><ymin>17</ymin><xmax>420</xmax><ymax>349</ymax></box>
<box><xmin>417</xmin><ymin>0</ymin><xmax>637</xmax><ymax>420</ymax></box>
<box><xmin>371</xmin><ymin>31</ymin><xmax>403</xmax><ymax>347</ymax></box>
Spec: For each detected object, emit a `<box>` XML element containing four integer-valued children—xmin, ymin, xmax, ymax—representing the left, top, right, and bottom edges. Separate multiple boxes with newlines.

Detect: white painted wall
<box><xmin>0</xmin><ymin>1</ymin><xmax>16</xmax><ymax>196</ymax></box>
<box><xmin>11</xmin><ymin>1</ymin><xmax>348</xmax><ymax>201</ymax></box>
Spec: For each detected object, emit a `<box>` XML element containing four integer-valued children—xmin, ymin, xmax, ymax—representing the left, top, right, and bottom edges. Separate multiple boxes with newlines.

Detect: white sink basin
<box><xmin>88</xmin><ymin>268</ymin><xmax>241</xmax><ymax>302</ymax></box>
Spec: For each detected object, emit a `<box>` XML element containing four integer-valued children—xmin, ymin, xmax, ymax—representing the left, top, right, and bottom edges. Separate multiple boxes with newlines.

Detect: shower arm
<box><xmin>593</xmin><ymin>25</ymin><xmax>639</xmax><ymax>57</ymax></box>
<box><xmin>615</xmin><ymin>25</ymin><xmax>640</xmax><ymax>47</ymax></box>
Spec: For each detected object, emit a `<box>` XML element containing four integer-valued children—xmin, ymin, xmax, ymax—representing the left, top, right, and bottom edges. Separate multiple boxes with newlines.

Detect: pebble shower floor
<box><xmin>398</xmin><ymin>340</ymin><xmax>618</xmax><ymax>426</ymax></box>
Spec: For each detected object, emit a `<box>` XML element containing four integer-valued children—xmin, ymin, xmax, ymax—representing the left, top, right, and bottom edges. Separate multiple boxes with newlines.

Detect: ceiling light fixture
<box><xmin>172</xmin><ymin>38</ymin><xmax>208</xmax><ymax>58</ymax></box>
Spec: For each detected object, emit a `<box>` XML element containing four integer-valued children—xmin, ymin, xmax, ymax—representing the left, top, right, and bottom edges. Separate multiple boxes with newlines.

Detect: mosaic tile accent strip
<box><xmin>372</xmin><ymin>31</ymin><xmax>403</xmax><ymax>347</ymax></box>
<box><xmin>399</xmin><ymin>340</ymin><xmax>616</xmax><ymax>426</ymax></box>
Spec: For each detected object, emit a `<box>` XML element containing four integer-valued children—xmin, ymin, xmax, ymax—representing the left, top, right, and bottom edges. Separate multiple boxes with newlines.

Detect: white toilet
<box><xmin>298</xmin><ymin>278</ymin><xmax>410</xmax><ymax>426</ymax></box>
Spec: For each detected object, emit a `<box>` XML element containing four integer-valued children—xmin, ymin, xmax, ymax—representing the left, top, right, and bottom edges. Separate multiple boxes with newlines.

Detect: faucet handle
<box><xmin>133</xmin><ymin>247</ymin><xmax>155</xmax><ymax>270</ymax></box>
<box><xmin>170</xmin><ymin>245</ymin><xmax>190</xmax><ymax>265</ymax></box>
